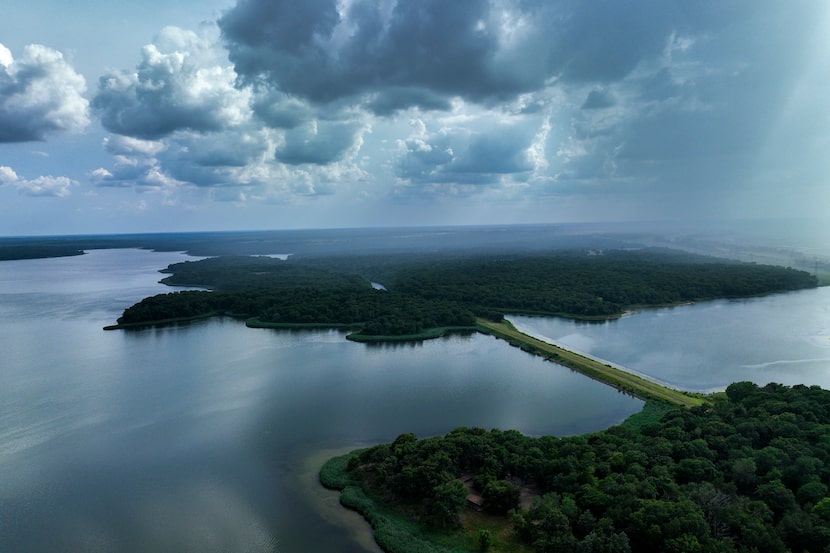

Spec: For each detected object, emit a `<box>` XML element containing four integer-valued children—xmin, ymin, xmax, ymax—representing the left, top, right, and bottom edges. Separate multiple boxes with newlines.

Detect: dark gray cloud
<box><xmin>366</xmin><ymin>88</ymin><xmax>453</xmax><ymax>116</ymax></box>
<box><xmin>218</xmin><ymin>0</ymin><xmax>750</xmax><ymax>116</ymax></box>
<box><xmin>275</xmin><ymin>121</ymin><xmax>361</xmax><ymax>165</ymax></box>
<box><xmin>0</xmin><ymin>43</ymin><xmax>89</xmax><ymax>142</ymax></box>
<box><xmin>160</xmin><ymin>130</ymin><xmax>274</xmax><ymax>186</ymax></box>
<box><xmin>90</xmin><ymin>163</ymin><xmax>154</xmax><ymax>188</ymax></box>
<box><xmin>581</xmin><ymin>89</ymin><xmax>616</xmax><ymax>110</ymax></box>
<box><xmin>220</xmin><ymin>0</ymin><xmax>501</xmax><ymax>112</ymax></box>
<box><xmin>93</xmin><ymin>127</ymin><xmax>277</xmax><ymax>190</ymax></box>
<box><xmin>251</xmin><ymin>90</ymin><xmax>314</xmax><ymax>129</ymax></box>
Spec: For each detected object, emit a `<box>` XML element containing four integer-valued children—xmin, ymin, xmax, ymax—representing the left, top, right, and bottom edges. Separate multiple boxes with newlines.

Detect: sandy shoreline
<box><xmin>299</xmin><ymin>445</ymin><xmax>383</xmax><ymax>553</ymax></box>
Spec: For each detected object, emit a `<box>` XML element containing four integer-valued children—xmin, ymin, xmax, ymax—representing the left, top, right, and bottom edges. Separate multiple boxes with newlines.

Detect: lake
<box><xmin>0</xmin><ymin>249</ymin><xmax>641</xmax><ymax>553</ymax></box>
<box><xmin>510</xmin><ymin>287</ymin><xmax>830</xmax><ymax>393</ymax></box>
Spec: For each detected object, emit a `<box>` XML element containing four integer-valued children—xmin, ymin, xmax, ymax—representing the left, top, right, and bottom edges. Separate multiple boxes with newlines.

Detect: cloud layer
<box><xmin>3</xmin><ymin>0</ymin><xmax>829</xmax><ymax>226</ymax></box>
<box><xmin>0</xmin><ymin>43</ymin><xmax>90</xmax><ymax>143</ymax></box>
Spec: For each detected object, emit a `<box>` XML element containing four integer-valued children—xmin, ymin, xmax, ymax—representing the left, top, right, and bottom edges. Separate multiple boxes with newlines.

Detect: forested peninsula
<box><xmin>322</xmin><ymin>382</ymin><xmax>830</xmax><ymax>553</ymax></box>
<box><xmin>107</xmin><ymin>249</ymin><xmax>816</xmax><ymax>338</ymax></box>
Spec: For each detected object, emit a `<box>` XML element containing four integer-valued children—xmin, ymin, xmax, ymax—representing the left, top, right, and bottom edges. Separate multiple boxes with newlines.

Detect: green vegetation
<box><xmin>158</xmin><ymin>255</ymin><xmax>370</xmax><ymax>290</ymax></box>
<box><xmin>111</xmin><ymin>286</ymin><xmax>477</xmax><ymax>336</ymax></box>
<box><xmin>109</xmin><ymin>250</ymin><xmax>817</xmax><ymax>337</ymax></box>
<box><xmin>321</xmin><ymin>451</ymin><xmax>533</xmax><ymax>553</ymax></box>
<box><xmin>326</xmin><ymin>382</ymin><xmax>830</xmax><ymax>553</ymax></box>
<box><xmin>382</xmin><ymin>249</ymin><xmax>817</xmax><ymax>319</ymax></box>
<box><xmin>0</xmin><ymin>244</ymin><xmax>84</xmax><ymax>261</ymax></box>
<box><xmin>475</xmin><ymin>318</ymin><xmax>704</xmax><ymax>408</ymax></box>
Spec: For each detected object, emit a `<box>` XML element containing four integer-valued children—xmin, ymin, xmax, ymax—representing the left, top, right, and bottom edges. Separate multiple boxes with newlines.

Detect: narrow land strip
<box><xmin>475</xmin><ymin>318</ymin><xmax>706</xmax><ymax>408</ymax></box>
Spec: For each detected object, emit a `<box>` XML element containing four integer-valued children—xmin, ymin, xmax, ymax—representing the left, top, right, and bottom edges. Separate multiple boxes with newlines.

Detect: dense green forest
<box><xmin>116</xmin><ymin>288</ymin><xmax>477</xmax><ymax>336</ymax></box>
<box><xmin>382</xmin><ymin>250</ymin><xmax>817</xmax><ymax>317</ymax></box>
<box><xmin>158</xmin><ymin>256</ymin><xmax>371</xmax><ymax>290</ymax></box>
<box><xmin>112</xmin><ymin>249</ymin><xmax>817</xmax><ymax>335</ymax></box>
<box><xmin>0</xmin><ymin>244</ymin><xmax>84</xmax><ymax>261</ymax></box>
<box><xmin>326</xmin><ymin>383</ymin><xmax>830</xmax><ymax>553</ymax></box>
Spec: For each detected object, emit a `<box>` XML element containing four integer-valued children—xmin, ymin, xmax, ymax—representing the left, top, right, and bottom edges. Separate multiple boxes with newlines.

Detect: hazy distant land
<box><xmin>2</xmin><ymin>224</ymin><xmax>829</xmax><ymax>284</ymax></box>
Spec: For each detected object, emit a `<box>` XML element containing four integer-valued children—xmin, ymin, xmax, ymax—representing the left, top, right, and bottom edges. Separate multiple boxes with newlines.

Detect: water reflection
<box><xmin>0</xmin><ymin>250</ymin><xmax>642</xmax><ymax>552</ymax></box>
<box><xmin>510</xmin><ymin>287</ymin><xmax>830</xmax><ymax>392</ymax></box>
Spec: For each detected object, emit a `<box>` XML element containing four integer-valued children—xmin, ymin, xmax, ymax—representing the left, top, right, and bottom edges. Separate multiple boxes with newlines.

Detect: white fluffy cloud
<box><xmin>0</xmin><ymin>165</ymin><xmax>77</xmax><ymax>197</ymax></box>
<box><xmin>0</xmin><ymin>43</ymin><xmax>90</xmax><ymax>142</ymax></box>
<box><xmin>93</xmin><ymin>26</ymin><xmax>251</xmax><ymax>139</ymax></box>
<box><xmin>90</xmin><ymin>23</ymin><xmax>375</xmax><ymax>202</ymax></box>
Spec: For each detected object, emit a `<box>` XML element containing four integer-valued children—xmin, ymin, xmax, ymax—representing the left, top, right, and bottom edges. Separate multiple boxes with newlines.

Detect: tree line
<box><xmin>346</xmin><ymin>382</ymin><xmax>830</xmax><ymax>552</ymax></box>
<box><xmin>116</xmin><ymin>287</ymin><xmax>477</xmax><ymax>335</ymax></box>
<box><xmin>113</xmin><ymin>250</ymin><xmax>817</xmax><ymax>335</ymax></box>
<box><xmin>384</xmin><ymin>249</ymin><xmax>818</xmax><ymax>318</ymax></box>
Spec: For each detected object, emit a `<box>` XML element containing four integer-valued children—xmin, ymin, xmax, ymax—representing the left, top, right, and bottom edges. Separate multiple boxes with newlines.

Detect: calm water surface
<box><xmin>511</xmin><ymin>287</ymin><xmax>830</xmax><ymax>392</ymax></box>
<box><xmin>0</xmin><ymin>250</ymin><xmax>641</xmax><ymax>552</ymax></box>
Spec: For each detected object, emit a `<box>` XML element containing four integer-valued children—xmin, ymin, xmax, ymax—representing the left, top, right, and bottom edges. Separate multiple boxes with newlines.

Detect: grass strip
<box><xmin>475</xmin><ymin>318</ymin><xmax>705</xmax><ymax>408</ymax></box>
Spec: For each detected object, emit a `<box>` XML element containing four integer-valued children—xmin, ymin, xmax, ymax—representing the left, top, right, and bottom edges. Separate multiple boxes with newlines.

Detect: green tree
<box><xmin>483</xmin><ymin>479</ymin><xmax>521</xmax><ymax>515</ymax></box>
<box><xmin>812</xmin><ymin>498</ymin><xmax>830</xmax><ymax>523</ymax></box>
<box><xmin>430</xmin><ymin>480</ymin><xmax>467</xmax><ymax>528</ymax></box>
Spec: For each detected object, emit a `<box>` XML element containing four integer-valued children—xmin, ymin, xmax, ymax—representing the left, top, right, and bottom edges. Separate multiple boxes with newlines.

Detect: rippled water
<box><xmin>0</xmin><ymin>250</ymin><xmax>641</xmax><ymax>552</ymax></box>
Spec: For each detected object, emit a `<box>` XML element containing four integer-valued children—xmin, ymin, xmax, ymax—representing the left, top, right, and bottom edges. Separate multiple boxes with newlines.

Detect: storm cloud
<box><xmin>217</xmin><ymin>0</ymin><xmax>742</xmax><ymax>114</ymax></box>
<box><xmin>2</xmin><ymin>0</ymin><xmax>828</xmax><ymax>232</ymax></box>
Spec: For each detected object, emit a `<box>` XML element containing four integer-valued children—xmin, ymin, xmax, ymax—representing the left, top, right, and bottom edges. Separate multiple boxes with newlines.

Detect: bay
<box><xmin>0</xmin><ymin>249</ymin><xmax>640</xmax><ymax>552</ymax></box>
<box><xmin>510</xmin><ymin>287</ymin><xmax>830</xmax><ymax>393</ymax></box>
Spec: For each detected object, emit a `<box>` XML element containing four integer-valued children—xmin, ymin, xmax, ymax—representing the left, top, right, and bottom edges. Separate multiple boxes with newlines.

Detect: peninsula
<box><xmin>107</xmin><ymin>249</ymin><xmax>816</xmax><ymax>335</ymax></box>
<box><xmin>105</xmin><ymin>249</ymin><xmax>813</xmax><ymax>404</ymax></box>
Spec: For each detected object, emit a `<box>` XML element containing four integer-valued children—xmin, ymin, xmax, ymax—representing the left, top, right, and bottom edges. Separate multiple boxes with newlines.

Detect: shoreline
<box><xmin>314</xmin><ymin>319</ymin><xmax>707</xmax><ymax>552</ymax></box>
<box><xmin>105</xmin><ymin>310</ymin><xmax>707</xmax><ymax>408</ymax></box>
<box><xmin>474</xmin><ymin>318</ymin><xmax>706</xmax><ymax>408</ymax></box>
<box><xmin>302</xmin><ymin>446</ymin><xmax>384</xmax><ymax>553</ymax></box>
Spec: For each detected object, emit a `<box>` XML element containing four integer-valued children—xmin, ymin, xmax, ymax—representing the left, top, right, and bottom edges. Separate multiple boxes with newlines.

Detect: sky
<box><xmin>1</xmin><ymin>0</ymin><xmax>829</xmax><ymax>235</ymax></box>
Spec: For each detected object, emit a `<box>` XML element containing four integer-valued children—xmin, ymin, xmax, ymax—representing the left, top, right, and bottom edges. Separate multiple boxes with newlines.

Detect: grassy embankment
<box><xmin>474</xmin><ymin>318</ymin><xmax>706</xmax><ymax>408</ymax></box>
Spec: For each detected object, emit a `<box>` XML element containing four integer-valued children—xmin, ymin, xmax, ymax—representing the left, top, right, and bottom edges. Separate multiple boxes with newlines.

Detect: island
<box><xmin>104</xmin><ymin>248</ymin><xmax>821</xmax><ymax>552</ymax></box>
